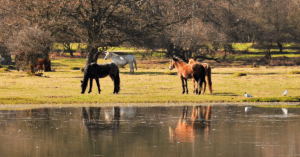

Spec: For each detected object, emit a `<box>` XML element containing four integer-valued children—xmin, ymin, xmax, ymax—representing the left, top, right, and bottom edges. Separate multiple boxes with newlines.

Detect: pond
<box><xmin>0</xmin><ymin>105</ymin><xmax>299</xmax><ymax>157</ymax></box>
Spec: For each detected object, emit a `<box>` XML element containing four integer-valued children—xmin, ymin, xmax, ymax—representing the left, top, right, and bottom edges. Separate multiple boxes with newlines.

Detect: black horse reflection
<box><xmin>169</xmin><ymin>106</ymin><xmax>212</xmax><ymax>143</ymax></box>
<box><xmin>81</xmin><ymin>107</ymin><xmax>120</xmax><ymax>133</ymax></box>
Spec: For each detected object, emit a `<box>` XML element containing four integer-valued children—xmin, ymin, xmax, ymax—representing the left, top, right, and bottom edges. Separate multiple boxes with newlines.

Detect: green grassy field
<box><xmin>0</xmin><ymin>56</ymin><xmax>299</xmax><ymax>107</ymax></box>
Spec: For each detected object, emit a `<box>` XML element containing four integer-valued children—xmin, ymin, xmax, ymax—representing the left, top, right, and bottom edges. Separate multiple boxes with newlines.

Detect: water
<box><xmin>0</xmin><ymin>105</ymin><xmax>299</xmax><ymax>157</ymax></box>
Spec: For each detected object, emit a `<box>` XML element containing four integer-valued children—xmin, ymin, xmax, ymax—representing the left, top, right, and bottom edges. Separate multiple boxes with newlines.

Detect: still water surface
<box><xmin>0</xmin><ymin>105</ymin><xmax>299</xmax><ymax>157</ymax></box>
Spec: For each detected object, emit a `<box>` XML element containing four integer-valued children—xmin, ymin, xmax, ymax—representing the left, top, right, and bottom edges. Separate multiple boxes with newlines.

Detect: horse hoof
<box><xmin>81</xmin><ymin>92</ymin><xmax>84</xmax><ymax>94</ymax></box>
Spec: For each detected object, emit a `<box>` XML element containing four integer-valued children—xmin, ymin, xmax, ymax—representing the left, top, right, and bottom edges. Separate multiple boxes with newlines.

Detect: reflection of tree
<box><xmin>81</xmin><ymin>107</ymin><xmax>120</xmax><ymax>133</ymax></box>
<box><xmin>169</xmin><ymin>106</ymin><xmax>212</xmax><ymax>143</ymax></box>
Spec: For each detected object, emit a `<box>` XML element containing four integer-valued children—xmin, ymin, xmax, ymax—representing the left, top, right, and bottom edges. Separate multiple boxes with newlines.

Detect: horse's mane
<box><xmin>172</xmin><ymin>55</ymin><xmax>187</xmax><ymax>63</ymax></box>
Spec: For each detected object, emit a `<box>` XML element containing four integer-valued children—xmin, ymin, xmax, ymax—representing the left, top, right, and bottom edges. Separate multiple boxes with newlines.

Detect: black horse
<box><xmin>81</xmin><ymin>62</ymin><xmax>120</xmax><ymax>94</ymax></box>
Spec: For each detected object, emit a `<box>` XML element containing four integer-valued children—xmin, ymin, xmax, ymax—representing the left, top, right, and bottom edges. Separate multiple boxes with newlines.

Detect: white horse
<box><xmin>104</xmin><ymin>51</ymin><xmax>137</xmax><ymax>74</ymax></box>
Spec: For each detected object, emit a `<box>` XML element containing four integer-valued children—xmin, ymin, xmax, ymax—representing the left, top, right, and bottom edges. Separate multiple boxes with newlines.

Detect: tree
<box><xmin>6</xmin><ymin>26</ymin><xmax>54</xmax><ymax>72</ymax></box>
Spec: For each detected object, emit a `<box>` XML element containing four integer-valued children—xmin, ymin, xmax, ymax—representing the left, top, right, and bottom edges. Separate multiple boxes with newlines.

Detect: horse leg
<box><xmin>129</xmin><ymin>62</ymin><xmax>134</xmax><ymax>74</ymax></box>
<box><xmin>193</xmin><ymin>78</ymin><xmax>196</xmax><ymax>93</ymax></box>
<box><xmin>203</xmin><ymin>78</ymin><xmax>207</xmax><ymax>94</ymax></box>
<box><xmin>198</xmin><ymin>78</ymin><xmax>206</xmax><ymax>95</ymax></box>
<box><xmin>95</xmin><ymin>77</ymin><xmax>101</xmax><ymax>94</ymax></box>
<box><xmin>180</xmin><ymin>76</ymin><xmax>185</xmax><ymax>94</ymax></box>
<box><xmin>88</xmin><ymin>77</ymin><xmax>93</xmax><ymax>93</ymax></box>
<box><xmin>185</xmin><ymin>78</ymin><xmax>188</xmax><ymax>94</ymax></box>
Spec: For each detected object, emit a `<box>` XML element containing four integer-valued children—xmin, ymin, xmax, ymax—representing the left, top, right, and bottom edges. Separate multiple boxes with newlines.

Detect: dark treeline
<box><xmin>0</xmin><ymin>0</ymin><xmax>299</xmax><ymax>67</ymax></box>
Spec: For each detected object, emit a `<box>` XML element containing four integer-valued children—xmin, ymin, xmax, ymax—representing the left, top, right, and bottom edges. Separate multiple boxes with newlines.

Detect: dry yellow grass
<box><xmin>0</xmin><ymin>58</ymin><xmax>299</xmax><ymax>106</ymax></box>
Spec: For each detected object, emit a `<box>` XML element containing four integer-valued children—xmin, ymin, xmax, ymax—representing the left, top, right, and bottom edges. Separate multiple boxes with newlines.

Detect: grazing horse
<box><xmin>188</xmin><ymin>58</ymin><xmax>212</xmax><ymax>94</ymax></box>
<box><xmin>36</xmin><ymin>58</ymin><xmax>51</xmax><ymax>72</ymax></box>
<box><xmin>169</xmin><ymin>56</ymin><xmax>206</xmax><ymax>95</ymax></box>
<box><xmin>169</xmin><ymin>106</ymin><xmax>212</xmax><ymax>143</ymax></box>
<box><xmin>81</xmin><ymin>62</ymin><xmax>120</xmax><ymax>94</ymax></box>
<box><xmin>104</xmin><ymin>51</ymin><xmax>137</xmax><ymax>74</ymax></box>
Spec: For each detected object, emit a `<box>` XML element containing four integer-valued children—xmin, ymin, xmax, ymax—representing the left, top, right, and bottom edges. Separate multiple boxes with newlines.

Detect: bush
<box><xmin>232</xmin><ymin>72</ymin><xmax>247</xmax><ymax>77</ymax></box>
<box><xmin>70</xmin><ymin>67</ymin><xmax>81</xmax><ymax>70</ymax></box>
<box><xmin>288</xmin><ymin>70</ymin><xmax>300</xmax><ymax>74</ymax></box>
<box><xmin>0</xmin><ymin>68</ymin><xmax>9</xmax><ymax>72</ymax></box>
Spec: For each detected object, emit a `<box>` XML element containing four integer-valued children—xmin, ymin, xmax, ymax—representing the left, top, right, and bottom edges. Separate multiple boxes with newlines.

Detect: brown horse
<box><xmin>188</xmin><ymin>58</ymin><xmax>212</xmax><ymax>94</ymax></box>
<box><xmin>169</xmin><ymin>56</ymin><xmax>206</xmax><ymax>95</ymax></box>
<box><xmin>36</xmin><ymin>58</ymin><xmax>51</xmax><ymax>72</ymax></box>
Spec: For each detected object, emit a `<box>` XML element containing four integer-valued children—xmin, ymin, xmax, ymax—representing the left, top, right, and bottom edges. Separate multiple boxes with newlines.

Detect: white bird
<box><xmin>281</xmin><ymin>108</ymin><xmax>288</xmax><ymax>114</ymax></box>
<box><xmin>282</xmin><ymin>90</ymin><xmax>288</xmax><ymax>96</ymax></box>
<box><xmin>245</xmin><ymin>92</ymin><xmax>252</xmax><ymax>98</ymax></box>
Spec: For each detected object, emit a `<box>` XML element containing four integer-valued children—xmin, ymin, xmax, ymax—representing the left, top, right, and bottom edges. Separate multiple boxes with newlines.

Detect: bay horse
<box><xmin>169</xmin><ymin>56</ymin><xmax>206</xmax><ymax>95</ymax></box>
<box><xmin>104</xmin><ymin>51</ymin><xmax>137</xmax><ymax>74</ymax></box>
<box><xmin>81</xmin><ymin>62</ymin><xmax>120</xmax><ymax>94</ymax></box>
<box><xmin>36</xmin><ymin>58</ymin><xmax>51</xmax><ymax>72</ymax></box>
<box><xmin>188</xmin><ymin>58</ymin><xmax>212</xmax><ymax>94</ymax></box>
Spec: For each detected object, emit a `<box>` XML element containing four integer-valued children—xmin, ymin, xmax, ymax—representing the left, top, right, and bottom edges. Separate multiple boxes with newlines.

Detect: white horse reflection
<box><xmin>104</xmin><ymin>51</ymin><xmax>137</xmax><ymax>74</ymax></box>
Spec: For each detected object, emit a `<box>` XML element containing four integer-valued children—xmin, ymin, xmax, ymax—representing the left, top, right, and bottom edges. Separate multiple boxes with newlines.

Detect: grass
<box><xmin>0</xmin><ymin>57</ymin><xmax>299</xmax><ymax>106</ymax></box>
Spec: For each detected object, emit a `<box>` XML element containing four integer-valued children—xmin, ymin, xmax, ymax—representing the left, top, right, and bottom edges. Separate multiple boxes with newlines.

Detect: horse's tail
<box><xmin>133</xmin><ymin>58</ymin><xmax>137</xmax><ymax>70</ymax></box>
<box><xmin>206</xmin><ymin>65</ymin><xmax>212</xmax><ymax>94</ymax></box>
<box><xmin>110</xmin><ymin>63</ymin><xmax>120</xmax><ymax>93</ymax></box>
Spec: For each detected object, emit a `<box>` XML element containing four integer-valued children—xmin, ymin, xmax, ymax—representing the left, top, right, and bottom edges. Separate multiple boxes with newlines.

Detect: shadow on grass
<box><xmin>120</xmin><ymin>71</ymin><xmax>176</xmax><ymax>75</ymax></box>
<box><xmin>212</xmin><ymin>92</ymin><xmax>239</xmax><ymax>96</ymax></box>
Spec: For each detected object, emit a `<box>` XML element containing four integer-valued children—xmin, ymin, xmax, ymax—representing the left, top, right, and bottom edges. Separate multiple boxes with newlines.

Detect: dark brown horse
<box><xmin>81</xmin><ymin>62</ymin><xmax>120</xmax><ymax>94</ymax></box>
<box><xmin>188</xmin><ymin>58</ymin><xmax>212</xmax><ymax>94</ymax></box>
<box><xmin>36</xmin><ymin>58</ymin><xmax>51</xmax><ymax>72</ymax></box>
<box><xmin>169</xmin><ymin>56</ymin><xmax>206</xmax><ymax>95</ymax></box>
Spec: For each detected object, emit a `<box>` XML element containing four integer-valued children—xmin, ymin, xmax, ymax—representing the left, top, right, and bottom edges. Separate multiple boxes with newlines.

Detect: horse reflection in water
<box><xmin>81</xmin><ymin>107</ymin><xmax>121</xmax><ymax>134</ymax></box>
<box><xmin>169</xmin><ymin>106</ymin><xmax>212</xmax><ymax>143</ymax></box>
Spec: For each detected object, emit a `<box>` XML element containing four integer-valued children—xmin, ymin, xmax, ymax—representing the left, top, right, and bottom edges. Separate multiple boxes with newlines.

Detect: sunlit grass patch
<box><xmin>243</xmin><ymin>96</ymin><xmax>300</xmax><ymax>102</ymax></box>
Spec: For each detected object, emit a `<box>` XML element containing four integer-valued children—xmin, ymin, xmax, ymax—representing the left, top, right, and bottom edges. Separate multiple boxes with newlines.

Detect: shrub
<box><xmin>0</xmin><ymin>68</ymin><xmax>9</xmax><ymax>72</ymax></box>
<box><xmin>288</xmin><ymin>70</ymin><xmax>300</xmax><ymax>74</ymax></box>
<box><xmin>232</xmin><ymin>72</ymin><xmax>247</xmax><ymax>77</ymax></box>
<box><xmin>70</xmin><ymin>67</ymin><xmax>81</xmax><ymax>70</ymax></box>
<box><xmin>164</xmin><ymin>71</ymin><xmax>177</xmax><ymax>75</ymax></box>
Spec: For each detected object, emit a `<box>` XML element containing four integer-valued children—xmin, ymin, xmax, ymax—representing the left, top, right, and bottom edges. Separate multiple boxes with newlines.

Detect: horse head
<box><xmin>188</xmin><ymin>58</ymin><xmax>196</xmax><ymax>64</ymax></box>
<box><xmin>104</xmin><ymin>51</ymin><xmax>112</xmax><ymax>60</ymax></box>
<box><xmin>81</xmin><ymin>79</ymin><xmax>88</xmax><ymax>94</ymax></box>
<box><xmin>169</xmin><ymin>57</ymin><xmax>177</xmax><ymax>70</ymax></box>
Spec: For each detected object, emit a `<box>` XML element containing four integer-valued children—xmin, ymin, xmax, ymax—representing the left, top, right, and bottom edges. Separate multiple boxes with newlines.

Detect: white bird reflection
<box><xmin>245</xmin><ymin>106</ymin><xmax>252</xmax><ymax>112</ymax></box>
<box><xmin>281</xmin><ymin>108</ymin><xmax>288</xmax><ymax>115</ymax></box>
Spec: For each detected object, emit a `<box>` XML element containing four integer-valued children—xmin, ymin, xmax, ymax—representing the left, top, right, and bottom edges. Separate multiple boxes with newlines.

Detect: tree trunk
<box><xmin>83</xmin><ymin>47</ymin><xmax>101</xmax><ymax>72</ymax></box>
<box><xmin>277</xmin><ymin>42</ymin><xmax>283</xmax><ymax>53</ymax></box>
